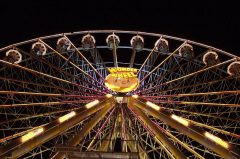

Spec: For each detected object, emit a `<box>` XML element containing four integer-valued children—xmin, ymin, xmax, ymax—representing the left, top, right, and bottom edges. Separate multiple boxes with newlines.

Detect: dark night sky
<box><xmin>0</xmin><ymin>1</ymin><xmax>239</xmax><ymax>56</ymax></box>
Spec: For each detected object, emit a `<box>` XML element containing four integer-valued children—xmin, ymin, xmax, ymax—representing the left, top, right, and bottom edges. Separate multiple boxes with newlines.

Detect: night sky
<box><xmin>0</xmin><ymin>1</ymin><xmax>239</xmax><ymax>56</ymax></box>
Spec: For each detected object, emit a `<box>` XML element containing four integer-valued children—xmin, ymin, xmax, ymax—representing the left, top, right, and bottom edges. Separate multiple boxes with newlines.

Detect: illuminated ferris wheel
<box><xmin>0</xmin><ymin>30</ymin><xmax>240</xmax><ymax>159</ymax></box>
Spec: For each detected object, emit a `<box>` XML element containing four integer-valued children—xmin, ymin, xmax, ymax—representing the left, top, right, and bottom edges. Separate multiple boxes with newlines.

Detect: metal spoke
<box><xmin>139</xmin><ymin>41</ymin><xmax>187</xmax><ymax>84</ymax></box>
<box><xmin>0</xmin><ymin>59</ymin><xmax>105</xmax><ymax>95</ymax></box>
<box><xmin>137</xmin><ymin>58</ymin><xmax>235</xmax><ymax>95</ymax></box>
<box><xmin>0</xmin><ymin>30</ymin><xmax>239</xmax><ymax>159</ymax></box>
<box><xmin>63</xmin><ymin>35</ymin><xmax>106</xmax><ymax>81</ymax></box>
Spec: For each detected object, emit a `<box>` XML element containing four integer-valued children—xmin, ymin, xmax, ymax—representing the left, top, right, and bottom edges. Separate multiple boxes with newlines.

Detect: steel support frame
<box><xmin>129</xmin><ymin>97</ymin><xmax>240</xmax><ymax>159</ymax></box>
<box><xmin>127</xmin><ymin>101</ymin><xmax>186</xmax><ymax>159</ymax></box>
<box><xmin>0</xmin><ymin>97</ymin><xmax>115</xmax><ymax>159</ymax></box>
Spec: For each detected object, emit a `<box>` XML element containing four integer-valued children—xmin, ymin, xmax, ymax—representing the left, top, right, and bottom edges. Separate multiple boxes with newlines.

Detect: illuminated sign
<box><xmin>105</xmin><ymin>67</ymin><xmax>139</xmax><ymax>93</ymax></box>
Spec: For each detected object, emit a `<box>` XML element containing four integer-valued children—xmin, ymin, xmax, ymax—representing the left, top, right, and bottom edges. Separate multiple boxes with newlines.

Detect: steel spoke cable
<box><xmin>142</xmin><ymin>90</ymin><xmax>240</xmax><ymax>99</ymax></box>
<box><xmin>0</xmin><ymin>59</ymin><xmax>105</xmax><ymax>95</ymax></box>
<box><xmin>150</xmin><ymin>110</ymin><xmax>240</xmax><ymax>139</ymax></box>
<box><xmin>135</xmin><ymin>59</ymin><xmax>187</xmax><ymax>93</ymax></box>
<box><xmin>146</xmin><ymin>98</ymin><xmax>240</xmax><ymax>107</ymax></box>
<box><xmin>122</xmin><ymin>106</ymin><xmax>151</xmax><ymax>159</ymax></box>
<box><xmin>0</xmin><ymin>77</ymin><xmax>99</xmax><ymax>96</ymax></box>
<box><xmin>0</xmin><ymin>99</ymin><xmax>94</xmax><ymax>108</ymax></box>
<box><xmin>18</xmin><ymin>47</ymin><xmax>103</xmax><ymax>92</ymax></box>
<box><xmin>0</xmin><ymin>110</ymin><xmax>90</xmax><ymax>143</ymax></box>
<box><xmin>0</xmin><ymin>97</ymin><xmax>115</xmax><ymax>158</ymax></box>
<box><xmin>139</xmin><ymin>41</ymin><xmax>187</xmax><ymax>84</ymax></box>
<box><xmin>143</xmin><ymin>105</ymin><xmax>240</xmax><ymax>123</ymax></box>
<box><xmin>0</xmin><ymin>124</ymin><xmax>48</xmax><ymax>143</ymax></box>
<box><xmin>152</xmin><ymin>121</ymin><xmax>205</xmax><ymax>159</ymax></box>
<box><xmin>137</xmin><ymin>58</ymin><xmax>236</xmax><ymax>95</ymax></box>
<box><xmin>130</xmin><ymin>97</ymin><xmax>240</xmax><ymax>158</ymax></box>
<box><xmin>87</xmin><ymin>107</ymin><xmax>116</xmax><ymax>150</ymax></box>
<box><xmin>135</xmin><ymin>50</ymin><xmax>207</xmax><ymax>93</ymax></box>
<box><xmin>158</xmin><ymin>58</ymin><xmax>234</xmax><ymax>86</ymax></box>
<box><xmin>127</xmin><ymin>104</ymin><xmax>185</xmax><ymax>159</ymax></box>
<box><xmin>0</xmin><ymin>108</ymin><xmax>81</xmax><ymax>125</ymax></box>
<box><xmin>137</xmin><ymin>61</ymin><xmax>234</xmax><ymax>95</ymax></box>
<box><xmin>140</xmin><ymin>75</ymin><xmax>240</xmax><ymax>96</ymax></box>
<box><xmin>137</xmin><ymin>38</ymin><xmax>160</xmax><ymax>75</ymax></box>
<box><xmin>63</xmin><ymin>35</ymin><xmax>106</xmax><ymax>82</ymax></box>
<box><xmin>39</xmin><ymin>39</ymin><xmax>109</xmax><ymax>92</ymax></box>
<box><xmin>0</xmin><ymin>95</ymin><xmax>64</xmax><ymax>111</ymax></box>
<box><xmin>50</xmin><ymin>99</ymin><xmax>115</xmax><ymax>159</ymax></box>
<box><xmin>127</xmin><ymin>107</ymin><xmax>172</xmax><ymax>158</ymax></box>
<box><xmin>152</xmin><ymin>117</ymin><xmax>240</xmax><ymax>151</ymax></box>
<box><xmin>183</xmin><ymin>118</ymin><xmax>240</xmax><ymax>139</ymax></box>
<box><xmin>0</xmin><ymin>91</ymin><xmax>102</xmax><ymax>99</ymax></box>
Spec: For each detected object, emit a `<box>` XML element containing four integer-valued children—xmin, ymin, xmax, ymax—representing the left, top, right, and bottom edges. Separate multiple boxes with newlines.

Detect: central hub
<box><xmin>104</xmin><ymin>67</ymin><xmax>139</xmax><ymax>93</ymax></box>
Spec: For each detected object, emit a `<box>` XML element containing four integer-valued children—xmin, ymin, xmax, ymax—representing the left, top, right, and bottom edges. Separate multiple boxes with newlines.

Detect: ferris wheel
<box><xmin>0</xmin><ymin>30</ymin><xmax>239</xmax><ymax>159</ymax></box>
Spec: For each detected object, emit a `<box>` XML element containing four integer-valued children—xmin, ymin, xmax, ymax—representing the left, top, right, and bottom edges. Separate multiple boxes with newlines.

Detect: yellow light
<box><xmin>21</xmin><ymin>127</ymin><xmax>44</xmax><ymax>143</ymax></box>
<box><xmin>106</xmin><ymin>94</ymin><xmax>113</xmax><ymax>98</ymax></box>
<box><xmin>105</xmin><ymin>76</ymin><xmax>139</xmax><ymax>93</ymax></box>
<box><xmin>104</xmin><ymin>67</ymin><xmax>139</xmax><ymax>93</ymax></box>
<box><xmin>204</xmin><ymin>132</ymin><xmax>229</xmax><ymax>149</ymax></box>
<box><xmin>116</xmin><ymin>97</ymin><xmax>124</xmax><ymax>103</ymax></box>
<box><xmin>171</xmin><ymin>114</ymin><xmax>189</xmax><ymax>126</ymax></box>
<box><xmin>85</xmin><ymin>100</ymin><xmax>100</xmax><ymax>109</ymax></box>
<box><xmin>132</xmin><ymin>95</ymin><xmax>138</xmax><ymax>99</ymax></box>
<box><xmin>146</xmin><ymin>101</ymin><xmax>160</xmax><ymax>111</ymax></box>
<box><xmin>58</xmin><ymin>111</ymin><xmax>76</xmax><ymax>123</ymax></box>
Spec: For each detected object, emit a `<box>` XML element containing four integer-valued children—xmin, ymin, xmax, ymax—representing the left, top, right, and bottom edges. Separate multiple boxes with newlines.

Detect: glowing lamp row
<box><xmin>133</xmin><ymin>95</ymin><xmax>230</xmax><ymax>149</ymax></box>
<box><xmin>20</xmin><ymin>94</ymin><xmax>113</xmax><ymax>143</ymax></box>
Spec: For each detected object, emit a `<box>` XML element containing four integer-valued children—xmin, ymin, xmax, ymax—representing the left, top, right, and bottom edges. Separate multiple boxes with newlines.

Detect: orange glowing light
<box><xmin>21</xmin><ymin>127</ymin><xmax>44</xmax><ymax>143</ymax></box>
<box><xmin>85</xmin><ymin>100</ymin><xmax>100</xmax><ymax>109</ymax></box>
<box><xmin>146</xmin><ymin>101</ymin><xmax>160</xmax><ymax>111</ymax></box>
<box><xmin>106</xmin><ymin>94</ymin><xmax>113</xmax><ymax>98</ymax></box>
<box><xmin>171</xmin><ymin>114</ymin><xmax>189</xmax><ymax>126</ymax></box>
<box><xmin>58</xmin><ymin>111</ymin><xmax>76</xmax><ymax>123</ymax></box>
<box><xmin>204</xmin><ymin>132</ymin><xmax>229</xmax><ymax>149</ymax></box>
<box><xmin>132</xmin><ymin>94</ymin><xmax>139</xmax><ymax>99</ymax></box>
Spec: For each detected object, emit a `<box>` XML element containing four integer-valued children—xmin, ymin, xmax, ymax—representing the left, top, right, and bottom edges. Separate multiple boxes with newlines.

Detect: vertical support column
<box><xmin>129</xmin><ymin>50</ymin><xmax>136</xmax><ymax>68</ymax></box>
<box><xmin>113</xmin><ymin>47</ymin><xmax>118</xmax><ymax>68</ymax></box>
